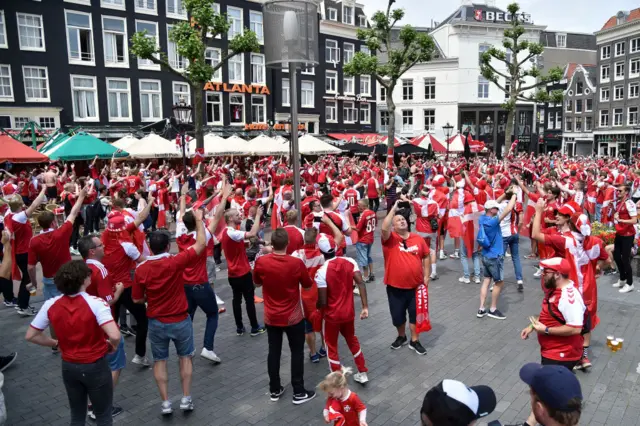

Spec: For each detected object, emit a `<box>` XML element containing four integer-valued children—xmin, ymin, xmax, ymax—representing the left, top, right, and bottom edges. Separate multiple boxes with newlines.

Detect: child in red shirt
<box><xmin>319</xmin><ymin>367</ymin><xmax>367</xmax><ymax>426</ymax></box>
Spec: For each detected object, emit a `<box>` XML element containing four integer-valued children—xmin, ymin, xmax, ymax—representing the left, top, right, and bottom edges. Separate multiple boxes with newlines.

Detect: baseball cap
<box><xmin>421</xmin><ymin>379</ymin><xmax>496</xmax><ymax>425</ymax></box>
<box><xmin>539</xmin><ymin>258</ymin><xmax>571</xmax><ymax>276</ymax></box>
<box><xmin>484</xmin><ymin>200</ymin><xmax>499</xmax><ymax>210</ymax></box>
<box><xmin>519</xmin><ymin>363</ymin><xmax>582</xmax><ymax>411</ymax></box>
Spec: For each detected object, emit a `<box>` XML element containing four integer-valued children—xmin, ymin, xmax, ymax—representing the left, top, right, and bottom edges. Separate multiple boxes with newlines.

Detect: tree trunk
<box><xmin>386</xmin><ymin>92</ymin><xmax>396</xmax><ymax>168</ymax></box>
<box><xmin>193</xmin><ymin>83</ymin><xmax>204</xmax><ymax>151</ymax></box>
<box><xmin>503</xmin><ymin>109</ymin><xmax>515</xmax><ymax>159</ymax></box>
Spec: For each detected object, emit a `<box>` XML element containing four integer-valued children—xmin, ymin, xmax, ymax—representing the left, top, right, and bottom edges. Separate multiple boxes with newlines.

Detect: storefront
<box><xmin>542</xmin><ymin>130</ymin><xmax>562</xmax><ymax>154</ymax></box>
<box><xmin>594</xmin><ymin>134</ymin><xmax>632</xmax><ymax>158</ymax></box>
<box><xmin>562</xmin><ymin>135</ymin><xmax>593</xmax><ymax>157</ymax></box>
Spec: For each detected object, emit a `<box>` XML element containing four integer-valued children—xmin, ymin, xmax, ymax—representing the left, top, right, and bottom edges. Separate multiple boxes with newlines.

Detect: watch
<box><xmin>544</xmin><ymin>327</ymin><xmax>550</xmax><ymax>335</ymax></box>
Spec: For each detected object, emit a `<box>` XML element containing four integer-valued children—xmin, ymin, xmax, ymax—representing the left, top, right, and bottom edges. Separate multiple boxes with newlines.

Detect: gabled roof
<box><xmin>540</xmin><ymin>31</ymin><xmax>596</xmax><ymax>50</ymax></box>
<box><xmin>601</xmin><ymin>8</ymin><xmax>640</xmax><ymax>31</ymax></box>
<box><xmin>565</xmin><ymin>64</ymin><xmax>597</xmax><ymax>93</ymax></box>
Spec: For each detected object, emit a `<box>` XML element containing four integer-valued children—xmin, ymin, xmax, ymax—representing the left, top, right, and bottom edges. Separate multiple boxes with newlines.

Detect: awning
<box><xmin>247</xmin><ymin>135</ymin><xmax>288</xmax><ymax>155</ymax></box>
<box><xmin>40</xmin><ymin>132</ymin><xmax>128</xmax><ymax>160</ymax></box>
<box><xmin>0</xmin><ymin>135</ymin><xmax>49</xmax><ymax>163</ymax></box>
<box><xmin>297</xmin><ymin>134</ymin><xmax>343</xmax><ymax>155</ymax></box>
<box><xmin>410</xmin><ymin>134</ymin><xmax>447</xmax><ymax>152</ymax></box>
<box><xmin>127</xmin><ymin>133</ymin><xmax>180</xmax><ymax>159</ymax></box>
<box><xmin>112</xmin><ymin>135</ymin><xmax>139</xmax><ymax>151</ymax></box>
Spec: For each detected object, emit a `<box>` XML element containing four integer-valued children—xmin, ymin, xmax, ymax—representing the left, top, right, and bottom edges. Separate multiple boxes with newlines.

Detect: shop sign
<box><xmin>473</xmin><ymin>9</ymin><xmax>531</xmax><ymax>24</ymax></box>
<box><xmin>244</xmin><ymin>123</ymin><xmax>305</xmax><ymax>131</ymax></box>
<box><xmin>322</xmin><ymin>94</ymin><xmax>376</xmax><ymax>103</ymax></box>
<box><xmin>203</xmin><ymin>82</ymin><xmax>271</xmax><ymax>95</ymax></box>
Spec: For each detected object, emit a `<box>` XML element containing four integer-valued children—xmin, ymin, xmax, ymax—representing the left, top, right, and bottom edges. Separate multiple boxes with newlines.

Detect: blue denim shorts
<box><xmin>482</xmin><ymin>256</ymin><xmax>504</xmax><ymax>282</ymax></box>
<box><xmin>106</xmin><ymin>336</ymin><xmax>126</xmax><ymax>371</ymax></box>
<box><xmin>355</xmin><ymin>242</ymin><xmax>373</xmax><ymax>268</ymax></box>
<box><xmin>303</xmin><ymin>319</ymin><xmax>314</xmax><ymax>334</ymax></box>
<box><xmin>148</xmin><ymin>317</ymin><xmax>195</xmax><ymax>361</ymax></box>
<box><xmin>42</xmin><ymin>277</ymin><xmax>61</xmax><ymax>301</ymax></box>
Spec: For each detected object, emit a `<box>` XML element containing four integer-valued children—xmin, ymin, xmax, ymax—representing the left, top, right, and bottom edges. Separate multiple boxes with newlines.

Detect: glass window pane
<box><xmin>67</xmin><ymin>12</ymin><xmax>90</xmax><ymax>28</ymax></box>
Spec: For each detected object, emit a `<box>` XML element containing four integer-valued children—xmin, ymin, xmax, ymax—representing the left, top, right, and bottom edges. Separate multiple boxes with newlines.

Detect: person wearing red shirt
<box><xmin>26</xmin><ymin>261</ymin><xmax>121</xmax><ymax>425</ymax></box>
<box><xmin>343</xmin><ymin>181</ymin><xmax>361</xmax><ymax>224</ymax></box>
<box><xmin>381</xmin><ymin>201</ymin><xmax>431</xmax><ymax>356</ymax></box>
<box><xmin>253</xmin><ymin>229</ymin><xmax>316</xmax><ymax>404</ymax></box>
<box><xmin>221</xmin><ymin>206</ymin><xmax>266</xmax><ymax>336</ymax></box>
<box><xmin>612</xmin><ymin>183</ymin><xmax>638</xmax><ymax>293</ymax></box>
<box><xmin>132</xmin><ymin>211</ymin><xmax>206</xmax><ymax>415</ymax></box>
<box><xmin>124</xmin><ymin>171</ymin><xmax>143</xmax><ymax>196</ymax></box>
<box><xmin>354</xmin><ymin>200</ymin><xmax>377</xmax><ymax>282</ymax></box>
<box><xmin>283</xmin><ymin>210</ymin><xmax>305</xmax><ymax>255</ymax></box>
<box><xmin>318</xmin><ymin>368</ymin><xmax>367</xmax><ymax>426</ymax></box>
<box><xmin>301</xmin><ymin>187</ymin><xmax>319</xmax><ymax>220</ymax></box>
<box><xmin>316</xmin><ymin>238</ymin><xmax>369</xmax><ymax>384</ymax></box>
<box><xmin>366</xmin><ymin>173</ymin><xmax>380</xmax><ymax>212</ymax></box>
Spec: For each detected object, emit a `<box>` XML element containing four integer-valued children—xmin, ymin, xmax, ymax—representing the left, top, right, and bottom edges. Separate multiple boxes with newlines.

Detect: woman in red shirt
<box><xmin>25</xmin><ymin>260</ymin><xmax>121</xmax><ymax>425</ymax></box>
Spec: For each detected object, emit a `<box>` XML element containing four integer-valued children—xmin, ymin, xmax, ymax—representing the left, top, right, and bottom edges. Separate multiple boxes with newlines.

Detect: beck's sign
<box><xmin>473</xmin><ymin>9</ymin><xmax>532</xmax><ymax>24</ymax></box>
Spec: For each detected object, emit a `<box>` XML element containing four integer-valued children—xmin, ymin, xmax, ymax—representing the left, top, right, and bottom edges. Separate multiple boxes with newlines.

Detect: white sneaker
<box><xmin>458</xmin><ymin>277</ymin><xmax>471</xmax><ymax>284</ymax></box>
<box><xmin>439</xmin><ymin>252</ymin><xmax>447</xmax><ymax>260</ymax></box>
<box><xmin>353</xmin><ymin>287</ymin><xmax>360</xmax><ymax>296</ymax></box>
<box><xmin>215</xmin><ymin>294</ymin><xmax>225</xmax><ymax>305</ymax></box>
<box><xmin>505</xmin><ymin>252</ymin><xmax>511</xmax><ymax>257</ymax></box>
<box><xmin>450</xmin><ymin>252</ymin><xmax>460</xmax><ymax>259</ymax></box>
<box><xmin>132</xmin><ymin>355</ymin><xmax>150</xmax><ymax>367</ymax></box>
<box><xmin>200</xmin><ymin>348</ymin><xmax>221</xmax><ymax>363</ymax></box>
<box><xmin>619</xmin><ymin>284</ymin><xmax>635</xmax><ymax>294</ymax></box>
<box><xmin>70</xmin><ymin>247</ymin><xmax>80</xmax><ymax>256</ymax></box>
<box><xmin>353</xmin><ymin>372</ymin><xmax>369</xmax><ymax>384</ymax></box>
<box><xmin>473</xmin><ymin>276</ymin><xmax>481</xmax><ymax>284</ymax></box>
<box><xmin>533</xmin><ymin>268</ymin><xmax>542</xmax><ymax>278</ymax></box>
<box><xmin>161</xmin><ymin>401</ymin><xmax>173</xmax><ymax>415</ymax></box>
<box><xmin>613</xmin><ymin>280</ymin><xmax>624</xmax><ymax>288</ymax></box>
<box><xmin>180</xmin><ymin>396</ymin><xmax>194</xmax><ymax>411</ymax></box>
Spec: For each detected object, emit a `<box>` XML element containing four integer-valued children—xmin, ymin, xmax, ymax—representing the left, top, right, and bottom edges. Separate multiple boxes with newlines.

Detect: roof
<box><xmin>565</xmin><ymin>64</ymin><xmax>597</xmax><ymax>88</ymax></box>
<box><xmin>433</xmin><ymin>3</ymin><xmax>536</xmax><ymax>31</ymax></box>
<box><xmin>601</xmin><ymin>8</ymin><xmax>640</xmax><ymax>31</ymax></box>
<box><xmin>582</xmin><ymin>65</ymin><xmax>597</xmax><ymax>86</ymax></box>
<box><xmin>540</xmin><ymin>31</ymin><xmax>596</xmax><ymax>50</ymax></box>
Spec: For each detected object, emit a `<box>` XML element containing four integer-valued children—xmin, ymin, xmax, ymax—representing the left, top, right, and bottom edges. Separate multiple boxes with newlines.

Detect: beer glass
<box><xmin>615</xmin><ymin>338</ymin><xmax>624</xmax><ymax>350</ymax></box>
<box><xmin>607</xmin><ymin>336</ymin><xmax>615</xmax><ymax>349</ymax></box>
<box><xmin>611</xmin><ymin>341</ymin><xmax>620</xmax><ymax>352</ymax></box>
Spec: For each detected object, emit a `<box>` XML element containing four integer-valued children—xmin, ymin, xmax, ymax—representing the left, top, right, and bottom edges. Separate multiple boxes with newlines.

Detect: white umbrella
<box><xmin>112</xmin><ymin>135</ymin><xmax>138</xmax><ymax>151</ymax></box>
<box><xmin>221</xmin><ymin>135</ymin><xmax>250</xmax><ymax>155</ymax></box>
<box><xmin>247</xmin><ymin>134</ymin><xmax>289</xmax><ymax>156</ymax></box>
<box><xmin>203</xmin><ymin>133</ymin><xmax>228</xmax><ymax>156</ymax></box>
<box><xmin>298</xmin><ymin>134</ymin><xmax>342</xmax><ymax>155</ymax></box>
<box><xmin>128</xmin><ymin>133</ymin><xmax>180</xmax><ymax>158</ymax></box>
<box><xmin>445</xmin><ymin>133</ymin><xmax>466</xmax><ymax>152</ymax></box>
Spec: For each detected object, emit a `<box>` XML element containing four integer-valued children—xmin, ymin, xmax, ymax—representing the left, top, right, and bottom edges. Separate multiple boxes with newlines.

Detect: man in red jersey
<box><xmin>613</xmin><ymin>183</ymin><xmax>638</xmax><ymax>293</ymax></box>
<box><xmin>283</xmin><ymin>210</ymin><xmax>305</xmax><ymax>255</ymax></box>
<box><xmin>412</xmin><ymin>189</ymin><xmax>439</xmax><ymax>280</ymax></box>
<box><xmin>5</xmin><ymin>186</ymin><xmax>46</xmax><ymax>316</ymax></box>
<box><xmin>132</xmin><ymin>209</ymin><xmax>206</xmax><ymax>415</ymax></box>
<box><xmin>253</xmin><ymin>228</ymin><xmax>317</xmax><ymax>404</ymax></box>
<box><xmin>316</xmin><ymin>235</ymin><xmax>369</xmax><ymax>384</ymax></box>
<box><xmin>353</xmin><ymin>199</ymin><xmax>377</xmax><ymax>282</ymax></box>
<box><xmin>366</xmin><ymin>172</ymin><xmax>381</xmax><ymax>212</ymax></box>
<box><xmin>124</xmin><ymin>169</ymin><xmax>144</xmax><ymax>196</ymax></box>
<box><xmin>381</xmin><ymin>200</ymin><xmax>431</xmax><ymax>356</ymax></box>
<box><xmin>343</xmin><ymin>180</ymin><xmax>362</xmax><ymax>224</ymax></box>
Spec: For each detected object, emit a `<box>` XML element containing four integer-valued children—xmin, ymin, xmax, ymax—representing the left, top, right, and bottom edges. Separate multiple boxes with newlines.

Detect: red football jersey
<box><xmin>315</xmin><ymin>257</ymin><xmax>359</xmax><ymax>324</ymax></box>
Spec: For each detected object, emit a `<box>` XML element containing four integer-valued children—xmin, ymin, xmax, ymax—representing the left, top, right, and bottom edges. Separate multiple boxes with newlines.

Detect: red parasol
<box><xmin>0</xmin><ymin>135</ymin><xmax>49</xmax><ymax>163</ymax></box>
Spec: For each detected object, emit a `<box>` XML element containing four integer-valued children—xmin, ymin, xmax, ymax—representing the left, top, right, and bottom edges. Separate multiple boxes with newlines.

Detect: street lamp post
<box><xmin>172</xmin><ymin>98</ymin><xmax>193</xmax><ymax>173</ymax></box>
<box><xmin>442</xmin><ymin>122</ymin><xmax>453</xmax><ymax>160</ymax></box>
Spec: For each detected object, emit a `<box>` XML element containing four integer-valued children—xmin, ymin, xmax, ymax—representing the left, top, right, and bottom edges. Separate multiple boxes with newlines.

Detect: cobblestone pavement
<box><xmin>3</xmin><ymin>232</ymin><xmax>640</xmax><ymax>426</ymax></box>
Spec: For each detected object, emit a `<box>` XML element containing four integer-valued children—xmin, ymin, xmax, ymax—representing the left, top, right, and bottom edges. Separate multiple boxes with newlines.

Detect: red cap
<box><xmin>539</xmin><ymin>258</ymin><xmax>571</xmax><ymax>276</ymax></box>
<box><xmin>557</xmin><ymin>201</ymin><xmax>580</xmax><ymax>216</ymax></box>
<box><xmin>107</xmin><ymin>212</ymin><xmax>127</xmax><ymax>232</ymax></box>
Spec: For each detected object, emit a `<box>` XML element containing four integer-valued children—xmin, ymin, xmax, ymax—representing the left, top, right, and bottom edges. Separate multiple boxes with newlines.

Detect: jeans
<box><xmin>503</xmin><ymin>235</ymin><xmax>523</xmax><ymax>281</ymax></box>
<box><xmin>42</xmin><ymin>276</ymin><xmax>61</xmax><ymax>301</ymax></box>
<box><xmin>228</xmin><ymin>272</ymin><xmax>259</xmax><ymax>330</ymax></box>
<box><xmin>70</xmin><ymin>216</ymin><xmax>82</xmax><ymax>250</ymax></box>
<box><xmin>595</xmin><ymin>203</ymin><xmax>602</xmax><ymax>222</ymax></box>
<box><xmin>368</xmin><ymin>197</ymin><xmax>380</xmax><ymax>212</ymax></box>
<box><xmin>15</xmin><ymin>252</ymin><xmax>31</xmax><ymax>309</ymax></box>
<box><xmin>355</xmin><ymin>242</ymin><xmax>373</xmax><ymax>268</ymax></box>
<box><xmin>148</xmin><ymin>317</ymin><xmax>195</xmax><ymax>361</ymax></box>
<box><xmin>266</xmin><ymin>321</ymin><xmax>306</xmax><ymax>394</ymax></box>
<box><xmin>482</xmin><ymin>256</ymin><xmax>504</xmax><ymax>282</ymax></box>
<box><xmin>213</xmin><ymin>244</ymin><xmax>222</xmax><ymax>265</ymax></box>
<box><xmin>114</xmin><ymin>287</ymin><xmax>148</xmax><ymax>357</ymax></box>
<box><xmin>613</xmin><ymin>234</ymin><xmax>634</xmax><ymax>286</ymax></box>
<box><xmin>150</xmin><ymin>205</ymin><xmax>158</xmax><ymax>231</ymax></box>
<box><xmin>184</xmin><ymin>283</ymin><xmax>219</xmax><ymax>351</ymax></box>
<box><xmin>61</xmin><ymin>357</ymin><xmax>113</xmax><ymax>426</ymax></box>
<box><xmin>460</xmin><ymin>246</ymin><xmax>481</xmax><ymax>278</ymax></box>
<box><xmin>0</xmin><ymin>277</ymin><xmax>14</xmax><ymax>302</ymax></box>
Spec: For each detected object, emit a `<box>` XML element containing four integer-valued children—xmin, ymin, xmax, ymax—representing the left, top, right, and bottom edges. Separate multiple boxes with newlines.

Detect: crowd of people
<box><xmin>0</xmin><ymin>149</ymin><xmax>636</xmax><ymax>426</ymax></box>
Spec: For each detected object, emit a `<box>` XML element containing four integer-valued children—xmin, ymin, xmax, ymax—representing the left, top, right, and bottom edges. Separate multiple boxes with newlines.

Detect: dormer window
<box><xmin>556</xmin><ymin>33</ymin><xmax>566</xmax><ymax>48</ymax></box>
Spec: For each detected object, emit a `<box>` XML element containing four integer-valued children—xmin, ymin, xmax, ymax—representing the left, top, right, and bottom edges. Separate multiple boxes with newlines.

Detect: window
<box><xmin>325</xmin><ymin>100</ymin><xmax>337</xmax><ymax>122</ymax></box>
<box><xmin>629</xmin><ymin>107</ymin><xmax>639</xmax><ymax>125</ymax></box>
<box><xmin>342</xmin><ymin>6</ymin><xmax>354</xmax><ymax>25</ymax></box>
<box><xmin>402</xmin><ymin>110</ymin><xmax>413</xmax><ymax>132</ymax></box>
<box><xmin>168</xmin><ymin>25</ymin><xmax>187</xmax><ymax>70</ymax></box>
<box><xmin>106</xmin><ymin>78</ymin><xmax>131</xmax><ymax>121</ymax></box>
<box><xmin>135</xmin><ymin>0</ymin><xmax>156</xmax><ymax>14</ymax></box>
<box><xmin>23</xmin><ymin>66</ymin><xmax>49</xmax><ymax>102</ymax></box>
<box><xmin>565</xmin><ymin>117</ymin><xmax>572</xmax><ymax>132</ymax></box>
<box><xmin>71</xmin><ymin>75</ymin><xmax>98</xmax><ymax>121</ymax></box>
<box><xmin>601</xmin><ymin>64</ymin><xmax>610</xmax><ymax>81</ymax></box>
<box><xmin>135</xmin><ymin>21</ymin><xmax>159</xmax><ymax>70</ymax></box>
<box><xmin>402</xmin><ymin>79</ymin><xmax>413</xmax><ymax>100</ymax></box>
<box><xmin>65</xmin><ymin>11</ymin><xmax>94</xmax><ymax>64</ymax></box>
<box><xmin>360</xmin><ymin>104</ymin><xmax>371</xmax><ymax>124</ymax></box>
<box><xmin>575</xmin><ymin>117</ymin><xmax>582</xmax><ymax>132</ymax></box>
<box><xmin>630</xmin><ymin>82</ymin><xmax>639</xmax><ymax>98</ymax></box>
<box><xmin>576</xmin><ymin>82</ymin><xmax>583</xmax><ymax>95</ymax></box>
<box><xmin>229</xmin><ymin>93</ymin><xmax>244</xmax><ymax>124</ymax></box>
<box><xmin>301</xmin><ymin>63</ymin><xmax>314</xmax><ymax>75</ymax></box>
<box><xmin>632</xmin><ymin>38</ymin><xmax>640</xmax><ymax>53</ymax></box>
<box><xmin>228</xmin><ymin>52</ymin><xmax>243</xmax><ymax>83</ymax></box>
<box><xmin>251</xmin><ymin>95</ymin><xmax>265</xmax><ymax>123</ymax></box>
<box><xmin>556</xmin><ymin>33</ymin><xmax>566</xmax><ymax>48</ymax></box>
<box><xmin>206</xmin><ymin>92</ymin><xmax>222</xmax><ymax>124</ymax></box>
<box><xmin>343</xmin><ymin>43</ymin><xmax>355</xmax><ymax>63</ymax></box>
<box><xmin>586</xmin><ymin>98</ymin><xmax>593</xmax><ymax>111</ymax></box>
<box><xmin>101</xmin><ymin>0</ymin><xmax>125</xmax><ymax>10</ymax></box>
<box><xmin>565</xmin><ymin>99</ymin><xmax>572</xmax><ymax>112</ymax></box>
<box><xmin>166</xmin><ymin>0</ymin><xmax>186</xmax><ymax>19</ymax></box>
<box><xmin>250</xmin><ymin>53</ymin><xmax>265</xmax><ymax>85</ymax></box>
<box><xmin>343</xmin><ymin>102</ymin><xmax>357</xmax><ymax>123</ymax></box>
<box><xmin>424</xmin><ymin>109</ymin><xmax>435</xmax><ymax>131</ymax></box>
<box><xmin>139</xmin><ymin>79</ymin><xmax>162</xmax><ymax>121</ymax></box>
<box><xmin>39</xmin><ymin>117</ymin><xmax>56</xmax><ymax>129</ymax></box>
<box><xmin>614</xmin><ymin>108</ymin><xmax>623</xmax><ymax>126</ymax></box>
<box><xmin>227</xmin><ymin>7</ymin><xmax>242</xmax><ymax>39</ymax></box>
<box><xmin>478</xmin><ymin>44</ymin><xmax>490</xmax><ymax>65</ymax></box>
<box><xmin>103</xmin><ymin>16</ymin><xmax>128</xmax><ymax>67</ymax></box>
<box><xmin>614</xmin><ymin>85</ymin><xmax>624</xmax><ymax>100</ymax></box>
<box><xmin>17</xmin><ymin>13</ymin><xmax>45</xmax><ymax>51</ymax></box>
<box><xmin>380</xmin><ymin>86</ymin><xmax>386</xmax><ymax>101</ymax></box>
<box><xmin>327</xmin><ymin>8</ymin><xmax>337</xmax><ymax>21</ymax></box>
<box><xmin>250</xmin><ymin>11</ymin><xmax>263</xmax><ymax>44</ymax></box>
<box><xmin>615</xmin><ymin>62</ymin><xmax>625</xmax><ymax>79</ymax></box>
<box><xmin>600</xmin><ymin>110</ymin><xmax>609</xmax><ymax>127</ymax></box>
<box><xmin>14</xmin><ymin>117</ymin><xmax>31</xmax><ymax>129</ymax></box>
<box><xmin>555</xmin><ymin>112</ymin><xmax>561</xmax><ymax>129</ymax></box>
<box><xmin>205</xmin><ymin>48</ymin><xmax>221</xmax><ymax>81</ymax></box>
<box><xmin>547</xmin><ymin>112</ymin><xmax>554</xmax><ymax>129</ymax></box>
<box><xmin>380</xmin><ymin>110</ymin><xmax>390</xmax><ymax>132</ymax></box>
<box><xmin>282</xmin><ymin>78</ymin><xmax>290</xmax><ymax>106</ymax></box>
<box><xmin>325</xmin><ymin>70</ymin><xmax>337</xmax><ymax>93</ymax></box>
<box><xmin>326</xmin><ymin>40</ymin><xmax>340</xmax><ymax>63</ymax></box>
<box><xmin>601</xmin><ymin>45</ymin><xmax>611</xmax><ymax>59</ymax></box>
<box><xmin>478</xmin><ymin>76</ymin><xmax>489</xmax><ymax>99</ymax></box>
<box><xmin>344</xmin><ymin>76</ymin><xmax>355</xmax><ymax>95</ymax></box>
<box><xmin>360</xmin><ymin>75</ymin><xmax>371</xmax><ymax>96</ymax></box>
<box><xmin>359</xmin><ymin>15</ymin><xmax>367</xmax><ymax>27</ymax></box>
<box><xmin>301</xmin><ymin>81</ymin><xmax>314</xmax><ymax>107</ymax></box>
<box><xmin>600</xmin><ymin>87</ymin><xmax>610</xmax><ymax>102</ymax></box>
<box><xmin>0</xmin><ymin>11</ymin><xmax>6</xmax><ymax>48</ymax></box>
<box><xmin>0</xmin><ymin>65</ymin><xmax>13</xmax><ymax>101</ymax></box>
<box><xmin>424</xmin><ymin>77</ymin><xmax>435</xmax><ymax>100</ymax></box>
<box><xmin>585</xmin><ymin>116</ymin><xmax>592</xmax><ymax>131</ymax></box>
<box><xmin>575</xmin><ymin>99</ymin><xmax>582</xmax><ymax>113</ymax></box>
<box><xmin>207</xmin><ymin>3</ymin><xmax>221</xmax><ymax>38</ymax></box>
<box><xmin>631</xmin><ymin>58</ymin><xmax>640</xmax><ymax>76</ymax></box>
<box><xmin>172</xmin><ymin>81</ymin><xmax>190</xmax><ymax>105</ymax></box>
<box><xmin>615</xmin><ymin>41</ymin><xmax>625</xmax><ymax>57</ymax></box>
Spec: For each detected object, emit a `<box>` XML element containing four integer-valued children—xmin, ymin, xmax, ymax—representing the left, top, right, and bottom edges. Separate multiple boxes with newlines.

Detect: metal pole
<box><xmin>182</xmin><ymin>132</ymin><xmax>187</xmax><ymax>174</ymax></box>
<box><xmin>289</xmin><ymin>62</ymin><xmax>302</xmax><ymax>227</ymax></box>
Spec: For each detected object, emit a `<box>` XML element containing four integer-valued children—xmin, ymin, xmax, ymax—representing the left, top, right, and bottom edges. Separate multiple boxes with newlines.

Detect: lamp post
<box><xmin>442</xmin><ymin>122</ymin><xmax>453</xmax><ymax>160</ymax></box>
<box><xmin>172</xmin><ymin>97</ymin><xmax>193</xmax><ymax>173</ymax></box>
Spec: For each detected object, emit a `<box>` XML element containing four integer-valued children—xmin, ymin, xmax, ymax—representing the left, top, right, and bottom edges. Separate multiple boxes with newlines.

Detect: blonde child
<box><xmin>318</xmin><ymin>367</ymin><xmax>367</xmax><ymax>426</ymax></box>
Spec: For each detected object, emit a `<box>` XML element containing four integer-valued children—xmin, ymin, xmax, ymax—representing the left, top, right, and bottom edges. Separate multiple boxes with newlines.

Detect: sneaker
<box><xmin>310</xmin><ymin>353</ymin><xmax>320</xmax><ymax>363</ymax></box>
<box><xmin>215</xmin><ymin>294</ymin><xmax>225</xmax><ymax>305</ymax></box>
<box><xmin>390</xmin><ymin>335</ymin><xmax>408</xmax><ymax>350</ymax></box>
<box><xmin>254</xmin><ymin>296</ymin><xmax>264</xmax><ymax>304</ymax></box>
<box><xmin>250</xmin><ymin>326</ymin><xmax>266</xmax><ymax>336</ymax></box>
<box><xmin>505</xmin><ymin>252</ymin><xmax>511</xmax><ymax>257</ymax></box>
<box><xmin>619</xmin><ymin>284</ymin><xmax>635</xmax><ymax>294</ymax></box>
<box><xmin>580</xmin><ymin>356</ymin><xmax>592</xmax><ymax>370</ymax></box>
<box><xmin>430</xmin><ymin>273</ymin><xmax>439</xmax><ymax>281</ymax></box>
<box><xmin>131</xmin><ymin>355</ymin><xmax>150</xmax><ymax>367</ymax></box>
<box><xmin>218</xmin><ymin>306</ymin><xmax>226</xmax><ymax>314</ymax></box>
<box><xmin>70</xmin><ymin>247</ymin><xmax>80</xmax><ymax>256</ymax></box>
<box><xmin>0</xmin><ymin>352</ymin><xmax>17</xmax><ymax>372</ymax></box>
<box><xmin>215</xmin><ymin>266</ymin><xmax>222</xmax><ymax>272</ymax></box>
<box><xmin>613</xmin><ymin>280</ymin><xmax>624</xmax><ymax>288</ymax></box>
<box><xmin>87</xmin><ymin>405</ymin><xmax>95</xmax><ymax>420</ymax></box>
<box><xmin>111</xmin><ymin>406</ymin><xmax>123</xmax><ymax>418</ymax></box>
<box><xmin>270</xmin><ymin>386</ymin><xmax>285</xmax><ymax>402</ymax></box>
<box><xmin>161</xmin><ymin>401</ymin><xmax>173</xmax><ymax>415</ymax></box>
<box><xmin>450</xmin><ymin>252</ymin><xmax>460</xmax><ymax>259</ymax></box>
<box><xmin>488</xmin><ymin>309</ymin><xmax>506</xmax><ymax>320</ymax></box>
<box><xmin>473</xmin><ymin>276</ymin><xmax>481</xmax><ymax>284</ymax></box>
<box><xmin>458</xmin><ymin>276</ymin><xmax>471</xmax><ymax>284</ymax></box>
<box><xmin>292</xmin><ymin>390</ymin><xmax>316</xmax><ymax>405</ymax></box>
<box><xmin>3</xmin><ymin>299</ymin><xmax>17</xmax><ymax>308</ymax></box>
<box><xmin>120</xmin><ymin>325</ymin><xmax>135</xmax><ymax>337</ymax></box>
<box><xmin>477</xmin><ymin>308</ymin><xmax>487</xmax><ymax>318</ymax></box>
<box><xmin>524</xmin><ymin>253</ymin><xmax>538</xmax><ymax>259</ymax></box>
<box><xmin>408</xmin><ymin>340</ymin><xmax>427</xmax><ymax>356</ymax></box>
<box><xmin>200</xmin><ymin>348</ymin><xmax>221</xmax><ymax>364</ymax></box>
<box><xmin>353</xmin><ymin>286</ymin><xmax>360</xmax><ymax>296</ymax></box>
<box><xmin>180</xmin><ymin>396</ymin><xmax>194</xmax><ymax>411</ymax></box>
<box><xmin>517</xmin><ymin>281</ymin><xmax>524</xmax><ymax>292</ymax></box>
<box><xmin>353</xmin><ymin>372</ymin><xmax>369</xmax><ymax>384</ymax></box>
<box><xmin>604</xmin><ymin>268</ymin><xmax>618</xmax><ymax>276</ymax></box>
<box><xmin>236</xmin><ymin>327</ymin><xmax>246</xmax><ymax>336</ymax></box>
<box><xmin>533</xmin><ymin>268</ymin><xmax>542</xmax><ymax>278</ymax></box>
<box><xmin>17</xmin><ymin>308</ymin><xmax>35</xmax><ymax>316</ymax></box>
<box><xmin>28</xmin><ymin>306</ymin><xmax>37</xmax><ymax>315</ymax></box>
<box><xmin>368</xmin><ymin>275</ymin><xmax>375</xmax><ymax>283</ymax></box>
<box><xmin>317</xmin><ymin>347</ymin><xmax>327</xmax><ymax>358</ymax></box>
<box><xmin>439</xmin><ymin>252</ymin><xmax>447</xmax><ymax>260</ymax></box>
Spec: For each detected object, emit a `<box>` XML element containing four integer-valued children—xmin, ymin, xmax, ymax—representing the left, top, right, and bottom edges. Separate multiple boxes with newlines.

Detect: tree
<box><xmin>480</xmin><ymin>2</ymin><xmax>563</xmax><ymax>156</ymax></box>
<box><xmin>343</xmin><ymin>0</ymin><xmax>435</xmax><ymax>162</ymax></box>
<box><xmin>130</xmin><ymin>0</ymin><xmax>260</xmax><ymax>150</ymax></box>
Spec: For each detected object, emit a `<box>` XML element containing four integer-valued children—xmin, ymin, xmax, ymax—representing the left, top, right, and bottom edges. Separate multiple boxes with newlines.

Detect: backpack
<box><xmin>476</xmin><ymin>218</ymin><xmax>495</xmax><ymax>249</ymax></box>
